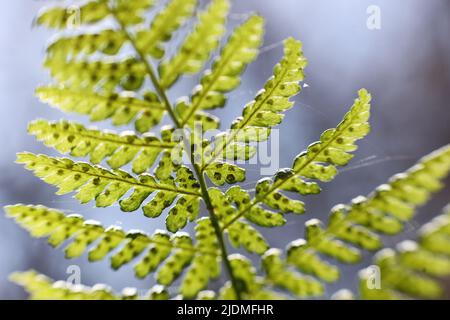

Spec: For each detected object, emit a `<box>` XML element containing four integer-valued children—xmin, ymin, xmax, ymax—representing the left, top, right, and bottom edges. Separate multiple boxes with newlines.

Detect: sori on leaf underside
<box><xmin>5</xmin><ymin>0</ymin><xmax>450</xmax><ymax>300</ymax></box>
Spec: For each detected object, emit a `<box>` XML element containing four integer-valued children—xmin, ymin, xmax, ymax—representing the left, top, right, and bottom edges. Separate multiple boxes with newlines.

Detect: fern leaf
<box><xmin>36</xmin><ymin>0</ymin><xmax>154</xmax><ymax>29</ymax></box>
<box><xmin>200</xmin><ymin>38</ymin><xmax>307</xmax><ymax>186</ymax></box>
<box><xmin>180</xmin><ymin>218</ymin><xmax>221</xmax><ymax>298</ymax></box>
<box><xmin>10</xmin><ymin>270</ymin><xmax>169</xmax><ymax>300</ymax></box>
<box><xmin>232</xmin><ymin>37</ymin><xmax>307</xmax><ymax>131</ymax></box>
<box><xmin>159</xmin><ymin>0</ymin><xmax>230</xmax><ymax>88</ymax></box>
<box><xmin>178</xmin><ymin>15</ymin><xmax>264</xmax><ymax>128</ymax></box>
<box><xmin>262</xmin><ymin>249</ymin><xmax>324</xmax><ymax>298</ymax></box>
<box><xmin>113</xmin><ymin>0</ymin><xmax>156</xmax><ymax>26</ymax></box>
<box><xmin>16</xmin><ymin>153</ymin><xmax>202</xmax><ymax>230</ymax></box>
<box><xmin>222</xmin><ymin>89</ymin><xmax>371</xmax><ymax>232</ymax></box>
<box><xmin>45</xmin><ymin>57</ymin><xmax>146</xmax><ymax>91</ymax></box>
<box><xmin>36</xmin><ymin>86</ymin><xmax>166</xmax><ymax>133</ymax></box>
<box><xmin>284</xmin><ymin>145</ymin><xmax>450</xmax><ymax>283</ymax></box>
<box><xmin>359</xmin><ymin>205</ymin><xmax>450</xmax><ymax>299</ymax></box>
<box><xmin>219</xmin><ymin>254</ymin><xmax>284</xmax><ymax>300</ymax></box>
<box><xmin>420</xmin><ymin>206</ymin><xmax>450</xmax><ymax>256</ymax></box>
<box><xmin>36</xmin><ymin>1</ymin><xmax>110</xmax><ymax>29</ymax></box>
<box><xmin>227</xmin><ymin>186</ymin><xmax>286</xmax><ymax>227</ymax></box>
<box><xmin>136</xmin><ymin>0</ymin><xmax>198</xmax><ymax>59</ymax></box>
<box><xmin>208</xmin><ymin>188</ymin><xmax>269</xmax><ymax>254</ymax></box>
<box><xmin>46</xmin><ymin>30</ymin><xmax>128</xmax><ymax>60</ymax></box>
<box><xmin>28</xmin><ymin>119</ymin><xmax>176</xmax><ymax>174</ymax></box>
<box><xmin>6</xmin><ymin>204</ymin><xmax>220</xmax><ymax>297</ymax></box>
<box><xmin>204</xmin><ymin>161</ymin><xmax>246</xmax><ymax>186</ymax></box>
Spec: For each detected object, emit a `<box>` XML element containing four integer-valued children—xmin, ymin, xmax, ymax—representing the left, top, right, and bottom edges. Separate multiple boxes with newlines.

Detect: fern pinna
<box><xmin>5</xmin><ymin>0</ymin><xmax>450</xmax><ymax>300</ymax></box>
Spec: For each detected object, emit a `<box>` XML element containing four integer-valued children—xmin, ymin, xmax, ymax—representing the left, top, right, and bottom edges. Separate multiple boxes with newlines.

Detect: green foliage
<box><xmin>177</xmin><ymin>15</ymin><xmax>264</xmax><ymax>128</ymax></box>
<box><xmin>5</xmin><ymin>0</ymin><xmax>450</xmax><ymax>301</ymax></box>
<box><xmin>6</xmin><ymin>204</ymin><xmax>219</xmax><ymax>298</ymax></box>
<box><xmin>273</xmin><ymin>146</ymin><xmax>450</xmax><ymax>293</ymax></box>
<box><xmin>37</xmin><ymin>1</ymin><xmax>154</xmax><ymax>29</ymax></box>
<box><xmin>10</xmin><ymin>270</ymin><xmax>169</xmax><ymax>300</ymax></box>
<box><xmin>217</xmin><ymin>89</ymin><xmax>373</xmax><ymax>256</ymax></box>
<box><xmin>28</xmin><ymin>119</ymin><xmax>176</xmax><ymax>174</ymax></box>
<box><xmin>17</xmin><ymin>153</ymin><xmax>202</xmax><ymax>232</ymax></box>
<box><xmin>359</xmin><ymin>205</ymin><xmax>450</xmax><ymax>299</ymax></box>
<box><xmin>199</xmin><ymin>38</ymin><xmax>308</xmax><ymax>186</ymax></box>
<box><xmin>136</xmin><ymin>0</ymin><xmax>198</xmax><ymax>59</ymax></box>
<box><xmin>159</xmin><ymin>0</ymin><xmax>230</xmax><ymax>88</ymax></box>
<box><xmin>36</xmin><ymin>87</ymin><xmax>166</xmax><ymax>133</ymax></box>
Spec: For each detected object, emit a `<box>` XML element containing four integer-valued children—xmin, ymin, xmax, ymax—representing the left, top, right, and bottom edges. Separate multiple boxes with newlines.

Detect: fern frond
<box><xmin>262</xmin><ymin>249</ymin><xmax>324</xmax><ymax>298</ymax></box>
<box><xmin>233</xmin><ymin>37</ymin><xmax>307</xmax><ymax>131</ymax></box>
<box><xmin>46</xmin><ymin>30</ymin><xmax>128</xmax><ymax>61</ymax></box>
<box><xmin>45</xmin><ymin>57</ymin><xmax>146</xmax><ymax>91</ymax></box>
<box><xmin>36</xmin><ymin>0</ymin><xmax>154</xmax><ymax>29</ymax></box>
<box><xmin>179</xmin><ymin>218</ymin><xmax>221</xmax><ymax>298</ymax></box>
<box><xmin>359</xmin><ymin>205</ymin><xmax>450</xmax><ymax>299</ymax></box>
<box><xmin>136</xmin><ymin>0</ymin><xmax>198</xmax><ymax>59</ymax></box>
<box><xmin>159</xmin><ymin>0</ymin><xmax>230</xmax><ymax>89</ymax></box>
<box><xmin>208</xmin><ymin>188</ymin><xmax>269</xmax><ymax>255</ymax></box>
<box><xmin>219</xmin><ymin>254</ymin><xmax>284</xmax><ymax>300</ymax></box>
<box><xmin>6</xmin><ymin>205</ymin><xmax>220</xmax><ymax>298</ymax></box>
<box><xmin>283</xmin><ymin>145</ymin><xmax>450</xmax><ymax>283</ymax></box>
<box><xmin>178</xmin><ymin>15</ymin><xmax>264</xmax><ymax>128</ymax></box>
<box><xmin>200</xmin><ymin>38</ymin><xmax>307</xmax><ymax>185</ymax></box>
<box><xmin>28</xmin><ymin>119</ymin><xmax>176</xmax><ymax>174</ymax></box>
<box><xmin>112</xmin><ymin>0</ymin><xmax>157</xmax><ymax>26</ymax></box>
<box><xmin>10</xmin><ymin>270</ymin><xmax>169</xmax><ymax>300</ymax></box>
<box><xmin>36</xmin><ymin>86</ymin><xmax>166</xmax><ymax>133</ymax></box>
<box><xmin>222</xmin><ymin>89</ymin><xmax>371</xmax><ymax>231</ymax></box>
<box><xmin>17</xmin><ymin>153</ymin><xmax>202</xmax><ymax>231</ymax></box>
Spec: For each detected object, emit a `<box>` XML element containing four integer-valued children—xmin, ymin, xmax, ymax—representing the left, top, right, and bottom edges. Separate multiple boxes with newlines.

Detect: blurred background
<box><xmin>0</xmin><ymin>0</ymin><xmax>449</xmax><ymax>299</ymax></box>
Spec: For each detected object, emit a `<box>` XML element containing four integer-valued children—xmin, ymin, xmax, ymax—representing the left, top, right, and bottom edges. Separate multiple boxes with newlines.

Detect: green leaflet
<box><xmin>136</xmin><ymin>0</ymin><xmax>198</xmax><ymax>59</ymax></box>
<box><xmin>287</xmin><ymin>239</ymin><xmax>340</xmax><ymax>283</ymax></box>
<box><xmin>159</xmin><ymin>0</ymin><xmax>230</xmax><ymax>88</ymax></box>
<box><xmin>228</xmin><ymin>221</ymin><xmax>269</xmax><ymax>255</ymax></box>
<box><xmin>232</xmin><ymin>38</ymin><xmax>307</xmax><ymax>131</ymax></box>
<box><xmin>360</xmin><ymin>206</ymin><xmax>450</xmax><ymax>300</ymax></box>
<box><xmin>222</xmin><ymin>89</ymin><xmax>372</xmax><ymax>232</ymax></box>
<box><xmin>178</xmin><ymin>15</ymin><xmax>264</xmax><ymax>127</ymax></box>
<box><xmin>199</xmin><ymin>38</ymin><xmax>307</xmax><ymax>181</ymax></box>
<box><xmin>45</xmin><ymin>57</ymin><xmax>146</xmax><ymax>91</ymax></box>
<box><xmin>6</xmin><ymin>204</ymin><xmax>219</xmax><ymax>297</ymax></box>
<box><xmin>36</xmin><ymin>0</ymin><xmax>154</xmax><ymax>29</ymax></box>
<box><xmin>284</xmin><ymin>145</ymin><xmax>450</xmax><ymax>283</ymax></box>
<box><xmin>36</xmin><ymin>86</ymin><xmax>166</xmax><ymax>133</ymax></box>
<box><xmin>227</xmin><ymin>186</ymin><xmax>286</xmax><ymax>228</ymax></box>
<box><xmin>113</xmin><ymin>0</ymin><xmax>156</xmax><ymax>26</ymax></box>
<box><xmin>36</xmin><ymin>1</ymin><xmax>110</xmax><ymax>29</ymax></box>
<box><xmin>256</xmin><ymin>178</ymin><xmax>306</xmax><ymax>214</ymax></box>
<box><xmin>420</xmin><ymin>207</ymin><xmax>450</xmax><ymax>256</ymax></box>
<box><xmin>180</xmin><ymin>218</ymin><xmax>221</xmax><ymax>298</ymax></box>
<box><xmin>193</xmin><ymin>135</ymin><xmax>249</xmax><ymax>187</ymax></box>
<box><xmin>29</xmin><ymin>119</ymin><xmax>176</xmax><ymax>174</ymax></box>
<box><xmin>208</xmin><ymin>188</ymin><xmax>269</xmax><ymax>255</ymax></box>
<box><xmin>14</xmin><ymin>0</ymin><xmax>450</xmax><ymax>302</ymax></box>
<box><xmin>16</xmin><ymin>153</ymin><xmax>202</xmax><ymax>229</ymax></box>
<box><xmin>46</xmin><ymin>30</ymin><xmax>128</xmax><ymax>60</ymax></box>
<box><xmin>204</xmin><ymin>161</ymin><xmax>245</xmax><ymax>186</ymax></box>
<box><xmin>361</xmin><ymin>249</ymin><xmax>443</xmax><ymax>299</ymax></box>
<box><xmin>219</xmin><ymin>254</ymin><xmax>283</xmax><ymax>300</ymax></box>
<box><xmin>262</xmin><ymin>249</ymin><xmax>324</xmax><ymax>298</ymax></box>
<box><xmin>10</xmin><ymin>270</ymin><xmax>169</xmax><ymax>300</ymax></box>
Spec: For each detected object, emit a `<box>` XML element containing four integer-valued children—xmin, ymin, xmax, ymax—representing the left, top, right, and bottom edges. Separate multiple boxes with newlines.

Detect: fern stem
<box><xmin>192</xmin><ymin>161</ymin><xmax>244</xmax><ymax>300</ymax></box>
<box><xmin>111</xmin><ymin>9</ymin><xmax>244</xmax><ymax>299</ymax></box>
